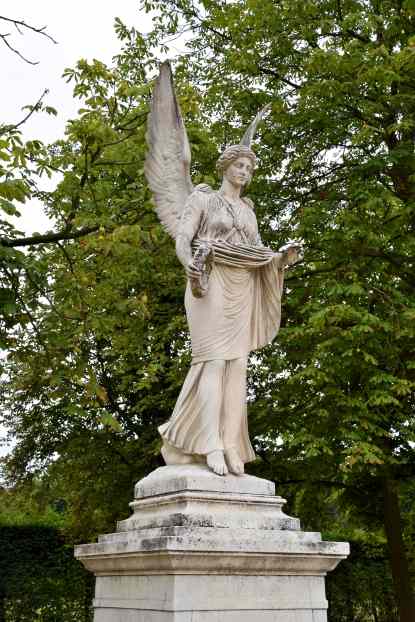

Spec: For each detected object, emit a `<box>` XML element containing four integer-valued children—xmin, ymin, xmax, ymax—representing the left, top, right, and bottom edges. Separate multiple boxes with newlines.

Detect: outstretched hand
<box><xmin>279</xmin><ymin>241</ymin><xmax>304</xmax><ymax>267</ymax></box>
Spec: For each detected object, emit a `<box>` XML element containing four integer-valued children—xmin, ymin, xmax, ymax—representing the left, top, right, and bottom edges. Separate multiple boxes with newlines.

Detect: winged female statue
<box><xmin>145</xmin><ymin>62</ymin><xmax>301</xmax><ymax>476</ymax></box>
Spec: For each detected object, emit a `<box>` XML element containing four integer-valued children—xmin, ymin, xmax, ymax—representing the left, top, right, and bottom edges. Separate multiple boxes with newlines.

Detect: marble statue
<box><xmin>145</xmin><ymin>62</ymin><xmax>301</xmax><ymax>476</ymax></box>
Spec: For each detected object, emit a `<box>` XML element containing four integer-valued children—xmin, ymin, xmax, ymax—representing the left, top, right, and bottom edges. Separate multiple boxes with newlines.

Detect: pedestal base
<box><xmin>75</xmin><ymin>465</ymin><xmax>349</xmax><ymax>621</ymax></box>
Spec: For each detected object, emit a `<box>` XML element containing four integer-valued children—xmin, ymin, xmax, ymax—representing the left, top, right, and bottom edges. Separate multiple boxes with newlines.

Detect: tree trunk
<box><xmin>382</xmin><ymin>477</ymin><xmax>415</xmax><ymax>622</ymax></box>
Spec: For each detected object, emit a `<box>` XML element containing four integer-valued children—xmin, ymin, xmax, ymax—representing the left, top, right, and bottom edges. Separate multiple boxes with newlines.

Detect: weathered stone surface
<box><xmin>134</xmin><ymin>464</ymin><xmax>275</xmax><ymax>497</ymax></box>
<box><xmin>93</xmin><ymin>611</ymin><xmax>327</xmax><ymax>622</ymax></box>
<box><xmin>75</xmin><ymin>465</ymin><xmax>349</xmax><ymax>621</ymax></box>
<box><xmin>118</xmin><ymin>465</ymin><xmax>298</xmax><ymax>533</ymax></box>
<box><xmin>92</xmin><ymin>574</ymin><xmax>328</xmax><ymax>621</ymax></box>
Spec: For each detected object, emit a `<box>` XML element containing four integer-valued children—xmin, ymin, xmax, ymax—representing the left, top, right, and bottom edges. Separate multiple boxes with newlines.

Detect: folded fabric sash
<box><xmin>192</xmin><ymin>239</ymin><xmax>282</xmax><ymax>269</ymax></box>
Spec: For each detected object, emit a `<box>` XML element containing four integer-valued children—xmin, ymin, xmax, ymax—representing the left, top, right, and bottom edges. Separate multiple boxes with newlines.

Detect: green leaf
<box><xmin>0</xmin><ymin>198</ymin><xmax>20</xmax><ymax>216</ymax></box>
<box><xmin>99</xmin><ymin>412</ymin><xmax>122</xmax><ymax>432</ymax></box>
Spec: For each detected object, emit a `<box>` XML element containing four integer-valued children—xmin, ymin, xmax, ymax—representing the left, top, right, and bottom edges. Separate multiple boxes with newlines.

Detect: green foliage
<box><xmin>137</xmin><ymin>0</ymin><xmax>415</xmax><ymax>507</ymax></box>
<box><xmin>1</xmin><ymin>3</ymin><xmax>415</xmax><ymax>619</ymax></box>
<box><xmin>138</xmin><ymin>1</ymin><xmax>415</xmax><ymax>616</ymax></box>
<box><xmin>0</xmin><ymin>486</ymin><xmax>92</xmax><ymax>621</ymax></box>
<box><xmin>0</xmin><ymin>24</ymin><xmax>215</xmax><ymax>538</ymax></box>
<box><xmin>326</xmin><ymin>535</ymin><xmax>398</xmax><ymax>622</ymax></box>
<box><xmin>0</xmin><ymin>483</ymin><xmax>66</xmax><ymax>529</ymax></box>
<box><xmin>0</xmin><ymin>524</ymin><xmax>92</xmax><ymax>622</ymax></box>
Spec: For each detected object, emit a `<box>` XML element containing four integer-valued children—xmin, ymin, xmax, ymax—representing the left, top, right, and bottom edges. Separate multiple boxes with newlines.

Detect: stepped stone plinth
<box><xmin>75</xmin><ymin>465</ymin><xmax>349</xmax><ymax>621</ymax></box>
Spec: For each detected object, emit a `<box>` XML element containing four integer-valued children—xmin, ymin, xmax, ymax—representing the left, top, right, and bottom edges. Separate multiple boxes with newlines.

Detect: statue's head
<box><xmin>216</xmin><ymin>145</ymin><xmax>256</xmax><ymax>186</ymax></box>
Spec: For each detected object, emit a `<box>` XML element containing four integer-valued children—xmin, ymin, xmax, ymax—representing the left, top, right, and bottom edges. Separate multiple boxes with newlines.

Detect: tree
<box><xmin>0</xmin><ymin>15</ymin><xmax>61</xmax><ymax>354</ymax></box>
<box><xmin>1</xmin><ymin>21</ymin><xmax>215</xmax><ymax>537</ymax></box>
<box><xmin>1</xmin><ymin>3</ymin><xmax>414</xmax><ymax>620</ymax></box>
<box><xmin>138</xmin><ymin>1</ymin><xmax>415</xmax><ymax>619</ymax></box>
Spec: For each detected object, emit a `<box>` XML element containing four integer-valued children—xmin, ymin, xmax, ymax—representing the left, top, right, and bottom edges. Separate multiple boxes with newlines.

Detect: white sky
<box><xmin>0</xmin><ymin>1</ymin><xmax>157</xmax><ymax>458</ymax></box>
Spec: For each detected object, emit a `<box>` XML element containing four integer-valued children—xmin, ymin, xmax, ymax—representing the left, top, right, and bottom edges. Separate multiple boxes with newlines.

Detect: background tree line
<box><xmin>0</xmin><ymin>2</ymin><xmax>414</xmax><ymax>621</ymax></box>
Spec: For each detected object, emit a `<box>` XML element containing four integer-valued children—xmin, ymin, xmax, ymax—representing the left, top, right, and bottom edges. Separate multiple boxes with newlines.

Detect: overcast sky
<box><xmin>0</xmin><ymin>1</ymin><xmax>158</xmax><ymax>458</ymax></box>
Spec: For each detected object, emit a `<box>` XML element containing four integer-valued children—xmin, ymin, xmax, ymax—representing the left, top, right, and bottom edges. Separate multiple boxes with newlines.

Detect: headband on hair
<box><xmin>216</xmin><ymin>145</ymin><xmax>256</xmax><ymax>175</ymax></box>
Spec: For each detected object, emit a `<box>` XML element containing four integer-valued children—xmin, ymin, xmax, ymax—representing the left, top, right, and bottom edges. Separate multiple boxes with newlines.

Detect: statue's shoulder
<box><xmin>242</xmin><ymin>196</ymin><xmax>255</xmax><ymax>210</ymax></box>
<box><xmin>194</xmin><ymin>183</ymin><xmax>215</xmax><ymax>194</ymax></box>
<box><xmin>186</xmin><ymin>184</ymin><xmax>215</xmax><ymax>208</ymax></box>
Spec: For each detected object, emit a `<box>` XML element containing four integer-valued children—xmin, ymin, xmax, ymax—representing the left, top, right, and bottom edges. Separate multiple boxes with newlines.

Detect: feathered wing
<box><xmin>145</xmin><ymin>61</ymin><xmax>194</xmax><ymax>239</ymax></box>
<box><xmin>240</xmin><ymin>103</ymin><xmax>271</xmax><ymax>148</ymax></box>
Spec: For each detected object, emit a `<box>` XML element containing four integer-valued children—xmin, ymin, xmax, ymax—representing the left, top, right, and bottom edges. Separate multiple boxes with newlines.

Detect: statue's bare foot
<box><xmin>207</xmin><ymin>450</ymin><xmax>228</xmax><ymax>476</ymax></box>
<box><xmin>225</xmin><ymin>447</ymin><xmax>244</xmax><ymax>475</ymax></box>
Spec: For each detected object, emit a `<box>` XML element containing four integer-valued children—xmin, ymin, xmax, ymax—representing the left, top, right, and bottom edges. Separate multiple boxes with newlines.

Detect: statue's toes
<box><xmin>231</xmin><ymin>463</ymin><xmax>244</xmax><ymax>475</ymax></box>
<box><xmin>207</xmin><ymin>451</ymin><xmax>228</xmax><ymax>476</ymax></box>
<box><xmin>225</xmin><ymin>448</ymin><xmax>244</xmax><ymax>475</ymax></box>
<box><xmin>215</xmin><ymin>462</ymin><xmax>228</xmax><ymax>476</ymax></box>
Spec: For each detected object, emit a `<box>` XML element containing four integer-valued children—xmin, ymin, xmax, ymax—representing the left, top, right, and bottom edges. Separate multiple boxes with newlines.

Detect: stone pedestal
<box><xmin>75</xmin><ymin>465</ymin><xmax>349</xmax><ymax>621</ymax></box>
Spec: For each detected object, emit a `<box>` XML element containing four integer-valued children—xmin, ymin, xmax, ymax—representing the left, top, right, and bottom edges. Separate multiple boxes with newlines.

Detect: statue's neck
<box><xmin>219</xmin><ymin>179</ymin><xmax>242</xmax><ymax>202</ymax></box>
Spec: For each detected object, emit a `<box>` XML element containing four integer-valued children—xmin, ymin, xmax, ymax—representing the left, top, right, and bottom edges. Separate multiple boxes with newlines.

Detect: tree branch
<box><xmin>0</xmin><ymin>16</ymin><xmax>57</xmax><ymax>43</ymax></box>
<box><xmin>0</xmin><ymin>16</ymin><xmax>57</xmax><ymax>64</ymax></box>
<box><xmin>0</xmin><ymin>89</ymin><xmax>49</xmax><ymax>135</ymax></box>
<box><xmin>0</xmin><ymin>31</ymin><xmax>39</xmax><ymax>65</ymax></box>
<box><xmin>258</xmin><ymin>64</ymin><xmax>302</xmax><ymax>90</ymax></box>
<box><xmin>285</xmin><ymin>261</ymin><xmax>346</xmax><ymax>282</ymax></box>
<box><xmin>0</xmin><ymin>225</ymin><xmax>100</xmax><ymax>248</ymax></box>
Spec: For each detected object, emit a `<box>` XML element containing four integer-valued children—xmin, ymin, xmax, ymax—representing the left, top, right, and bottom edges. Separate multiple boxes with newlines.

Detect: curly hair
<box><xmin>216</xmin><ymin>144</ymin><xmax>256</xmax><ymax>177</ymax></box>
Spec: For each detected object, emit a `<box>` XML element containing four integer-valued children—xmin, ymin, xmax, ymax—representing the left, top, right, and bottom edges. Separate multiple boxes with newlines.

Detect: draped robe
<box><xmin>159</xmin><ymin>187</ymin><xmax>285</xmax><ymax>463</ymax></box>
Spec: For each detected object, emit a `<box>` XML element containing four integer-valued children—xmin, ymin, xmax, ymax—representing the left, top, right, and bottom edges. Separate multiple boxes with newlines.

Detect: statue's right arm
<box><xmin>175</xmin><ymin>233</ymin><xmax>193</xmax><ymax>269</ymax></box>
<box><xmin>175</xmin><ymin>192</ymin><xmax>204</xmax><ymax>271</ymax></box>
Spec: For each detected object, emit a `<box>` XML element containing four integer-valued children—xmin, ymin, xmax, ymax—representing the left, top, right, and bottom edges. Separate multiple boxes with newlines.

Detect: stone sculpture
<box><xmin>145</xmin><ymin>62</ymin><xmax>302</xmax><ymax>476</ymax></box>
<box><xmin>75</xmin><ymin>64</ymin><xmax>349</xmax><ymax>622</ymax></box>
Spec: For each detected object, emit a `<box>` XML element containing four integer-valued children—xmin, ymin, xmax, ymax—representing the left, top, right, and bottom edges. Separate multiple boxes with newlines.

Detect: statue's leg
<box><xmin>199</xmin><ymin>359</ymin><xmax>228</xmax><ymax>476</ymax></box>
<box><xmin>222</xmin><ymin>356</ymin><xmax>247</xmax><ymax>475</ymax></box>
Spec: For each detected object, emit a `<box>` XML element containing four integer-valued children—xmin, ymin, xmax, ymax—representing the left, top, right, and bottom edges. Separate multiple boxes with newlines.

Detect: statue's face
<box><xmin>224</xmin><ymin>156</ymin><xmax>254</xmax><ymax>188</ymax></box>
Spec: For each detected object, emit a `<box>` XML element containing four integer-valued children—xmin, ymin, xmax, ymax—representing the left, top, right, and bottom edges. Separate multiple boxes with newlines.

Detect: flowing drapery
<box><xmin>159</xmin><ymin>241</ymin><xmax>284</xmax><ymax>461</ymax></box>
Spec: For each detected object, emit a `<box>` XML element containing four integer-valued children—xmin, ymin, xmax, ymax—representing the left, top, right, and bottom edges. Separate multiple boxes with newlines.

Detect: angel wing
<box><xmin>144</xmin><ymin>61</ymin><xmax>194</xmax><ymax>239</ymax></box>
<box><xmin>240</xmin><ymin>103</ymin><xmax>271</xmax><ymax>147</ymax></box>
